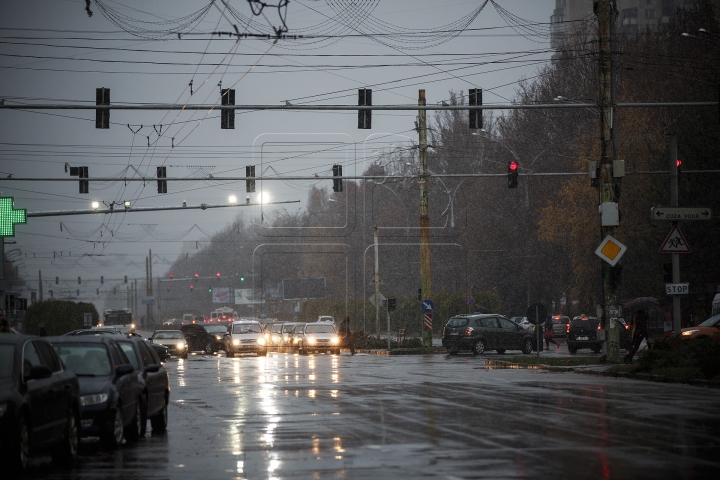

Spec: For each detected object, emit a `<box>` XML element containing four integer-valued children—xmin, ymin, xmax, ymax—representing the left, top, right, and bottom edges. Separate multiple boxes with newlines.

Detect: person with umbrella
<box><xmin>624</xmin><ymin>309</ymin><xmax>650</xmax><ymax>364</ymax></box>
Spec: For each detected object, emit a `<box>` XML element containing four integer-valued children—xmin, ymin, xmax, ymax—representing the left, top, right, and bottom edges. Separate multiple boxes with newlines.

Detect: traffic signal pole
<box><xmin>597</xmin><ymin>1</ymin><xmax>621</xmax><ymax>362</ymax></box>
<box><xmin>418</xmin><ymin>89</ymin><xmax>433</xmax><ymax>348</ymax></box>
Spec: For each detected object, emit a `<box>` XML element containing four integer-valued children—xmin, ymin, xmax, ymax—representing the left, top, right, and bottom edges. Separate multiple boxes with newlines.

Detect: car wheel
<box><xmin>521</xmin><ymin>338</ymin><xmax>533</xmax><ymax>354</ymax></box>
<box><xmin>204</xmin><ymin>341</ymin><xmax>215</xmax><ymax>355</ymax></box>
<box><xmin>101</xmin><ymin>406</ymin><xmax>124</xmax><ymax>448</ymax></box>
<box><xmin>124</xmin><ymin>402</ymin><xmax>142</xmax><ymax>443</ymax></box>
<box><xmin>8</xmin><ymin>415</ymin><xmax>30</xmax><ymax>473</ymax></box>
<box><xmin>568</xmin><ymin>345</ymin><xmax>578</xmax><ymax>354</ymax></box>
<box><xmin>150</xmin><ymin>397</ymin><xmax>168</xmax><ymax>433</ymax></box>
<box><xmin>51</xmin><ymin>411</ymin><xmax>79</xmax><ymax>466</ymax></box>
<box><xmin>496</xmin><ymin>349</ymin><xmax>506</xmax><ymax>354</ymax></box>
<box><xmin>472</xmin><ymin>339</ymin><xmax>486</xmax><ymax>355</ymax></box>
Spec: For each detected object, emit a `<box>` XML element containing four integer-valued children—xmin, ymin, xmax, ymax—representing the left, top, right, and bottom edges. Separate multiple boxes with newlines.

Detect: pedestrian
<box><xmin>341</xmin><ymin>316</ymin><xmax>355</xmax><ymax>355</ymax></box>
<box><xmin>544</xmin><ymin>316</ymin><xmax>560</xmax><ymax>350</ymax></box>
<box><xmin>38</xmin><ymin>320</ymin><xmax>48</xmax><ymax>337</ymax></box>
<box><xmin>624</xmin><ymin>309</ymin><xmax>650</xmax><ymax>364</ymax></box>
<box><xmin>0</xmin><ymin>310</ymin><xmax>12</xmax><ymax>333</ymax></box>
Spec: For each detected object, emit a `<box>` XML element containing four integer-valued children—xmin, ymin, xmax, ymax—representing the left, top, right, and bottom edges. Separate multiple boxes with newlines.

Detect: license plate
<box><xmin>577</xmin><ymin>336</ymin><xmax>589</xmax><ymax>341</ymax></box>
<box><xmin>449</xmin><ymin>332</ymin><xmax>459</xmax><ymax>335</ymax></box>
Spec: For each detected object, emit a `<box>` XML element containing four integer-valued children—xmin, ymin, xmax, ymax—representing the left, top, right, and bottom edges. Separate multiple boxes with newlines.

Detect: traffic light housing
<box><xmin>216</xmin><ymin>272</ymin><xmax>221</xmax><ymax>278</ymax></box>
<box><xmin>469</xmin><ymin>88</ymin><xmax>482</xmax><ymax>129</ymax></box>
<box><xmin>387</xmin><ymin>298</ymin><xmax>396</xmax><ymax>312</ymax></box>
<box><xmin>169</xmin><ymin>273</ymin><xmax>174</xmax><ymax>279</ymax></box>
<box><xmin>508</xmin><ymin>161</ymin><xmax>519</xmax><ymax>188</ymax></box>
<box><xmin>208</xmin><ymin>286</ymin><xmax>212</xmax><ymax>293</ymax></box>
<box><xmin>124</xmin><ymin>275</ymin><xmax>128</xmax><ymax>284</ymax></box>
<box><xmin>221</xmin><ymin>88</ymin><xmax>235</xmax><ymax>129</ymax></box>
<box><xmin>190</xmin><ymin>285</ymin><xmax>194</xmax><ymax>292</ymax></box>
<box><xmin>96</xmin><ymin>87</ymin><xmax>110</xmax><ymax>129</ymax></box>
<box><xmin>246</xmin><ymin>165</ymin><xmax>256</xmax><ymax>193</ymax></box>
<box><xmin>240</xmin><ymin>276</ymin><xmax>245</xmax><ymax>282</ymax></box>
<box><xmin>157</xmin><ymin>166</ymin><xmax>167</xmax><ymax>193</ymax></box>
<box><xmin>55</xmin><ymin>276</ymin><xmax>59</xmax><ymax>284</ymax></box>
<box><xmin>332</xmin><ymin>164</ymin><xmax>343</xmax><ymax>192</ymax></box>
<box><xmin>194</xmin><ymin>273</ymin><xmax>199</xmax><ymax>279</ymax></box>
<box><xmin>70</xmin><ymin>166</ymin><xmax>89</xmax><ymax>193</ymax></box>
<box><xmin>166</xmin><ymin>285</ymin><xmax>170</xmax><ymax>292</ymax></box>
<box><xmin>358</xmin><ymin>88</ymin><xmax>372</xmax><ymax>129</ymax></box>
<box><xmin>78</xmin><ymin>276</ymin><xmax>81</xmax><ymax>285</ymax></box>
<box><xmin>101</xmin><ymin>276</ymin><xmax>104</xmax><ymax>284</ymax></box>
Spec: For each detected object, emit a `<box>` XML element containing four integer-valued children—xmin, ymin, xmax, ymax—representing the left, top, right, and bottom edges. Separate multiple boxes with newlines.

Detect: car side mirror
<box><xmin>116</xmin><ymin>364</ymin><xmax>134</xmax><ymax>376</ymax></box>
<box><xmin>144</xmin><ymin>364</ymin><xmax>160</xmax><ymax>373</ymax></box>
<box><xmin>26</xmin><ymin>365</ymin><xmax>52</xmax><ymax>381</ymax></box>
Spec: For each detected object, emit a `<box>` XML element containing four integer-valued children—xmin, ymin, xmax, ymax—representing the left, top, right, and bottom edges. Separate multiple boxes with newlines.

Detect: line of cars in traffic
<box><xmin>0</xmin><ymin>330</ymin><xmax>170</xmax><ymax>473</ymax></box>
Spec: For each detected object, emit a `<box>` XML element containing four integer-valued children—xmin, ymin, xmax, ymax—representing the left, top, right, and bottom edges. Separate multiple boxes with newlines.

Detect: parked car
<box><xmin>566</xmin><ymin>316</ymin><xmax>602</xmax><ymax>354</ymax></box>
<box><xmin>180</xmin><ymin>324</ymin><xmax>226</xmax><ymax>354</ymax></box>
<box><xmin>47</xmin><ymin>335</ymin><xmax>143</xmax><ymax>448</ymax></box>
<box><xmin>0</xmin><ymin>335</ymin><xmax>81</xmax><ymax>473</ymax></box>
<box><xmin>224</xmin><ymin>320</ymin><xmax>266</xmax><ymax>357</ymax></box>
<box><xmin>442</xmin><ymin>314</ymin><xmax>535</xmax><ymax>355</ymax></box>
<box><xmin>295</xmin><ymin>323</ymin><xmax>341</xmax><ymax>355</ymax></box>
<box><xmin>115</xmin><ymin>337</ymin><xmax>170</xmax><ymax>435</ymax></box>
<box><xmin>551</xmin><ymin>315</ymin><xmax>571</xmax><ymax>338</ymax></box>
<box><xmin>149</xmin><ymin>330</ymin><xmax>188</xmax><ymax>359</ymax></box>
<box><xmin>63</xmin><ymin>329</ymin><xmax>122</xmax><ymax>336</ymax></box>
<box><xmin>509</xmin><ymin>316</ymin><xmax>532</xmax><ymax>330</ymax></box>
<box><xmin>681</xmin><ymin>314</ymin><xmax>720</xmax><ymax>341</ymax></box>
<box><xmin>148</xmin><ymin>342</ymin><xmax>170</xmax><ymax>362</ymax></box>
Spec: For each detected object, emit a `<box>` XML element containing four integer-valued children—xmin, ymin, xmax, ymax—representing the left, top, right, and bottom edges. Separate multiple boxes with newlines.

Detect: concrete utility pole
<box><xmin>145</xmin><ymin>255</ymin><xmax>150</xmax><ymax>328</ymax></box>
<box><xmin>38</xmin><ymin>270</ymin><xmax>43</xmax><ymax>302</ymax></box>
<box><xmin>374</xmin><ymin>227</ymin><xmax>381</xmax><ymax>339</ymax></box>
<box><xmin>418</xmin><ymin>89</ymin><xmax>433</xmax><ymax>348</ymax></box>
<box><xmin>669</xmin><ymin>135</ymin><xmax>682</xmax><ymax>335</ymax></box>
<box><xmin>597</xmin><ymin>1</ymin><xmax>621</xmax><ymax>362</ymax></box>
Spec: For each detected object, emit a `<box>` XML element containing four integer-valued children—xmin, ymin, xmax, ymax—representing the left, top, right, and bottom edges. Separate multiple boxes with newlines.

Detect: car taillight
<box><xmin>597</xmin><ymin>323</ymin><xmax>601</xmax><ymax>330</ymax></box>
<box><xmin>465</xmin><ymin>327</ymin><xmax>474</xmax><ymax>335</ymax></box>
<box><xmin>442</xmin><ymin>327</ymin><xmax>445</xmax><ymax>336</ymax></box>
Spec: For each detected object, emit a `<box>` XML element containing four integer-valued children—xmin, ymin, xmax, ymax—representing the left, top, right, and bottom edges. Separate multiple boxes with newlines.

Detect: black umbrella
<box><xmin>623</xmin><ymin>297</ymin><xmax>659</xmax><ymax>314</ymax></box>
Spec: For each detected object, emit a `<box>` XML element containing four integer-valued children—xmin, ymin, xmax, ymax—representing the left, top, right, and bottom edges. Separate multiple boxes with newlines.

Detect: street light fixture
<box><xmin>228</xmin><ymin>195</ymin><xmax>237</xmax><ymax>205</ymax></box>
<box><xmin>91</xmin><ymin>201</ymin><xmax>99</xmax><ymax>210</ymax></box>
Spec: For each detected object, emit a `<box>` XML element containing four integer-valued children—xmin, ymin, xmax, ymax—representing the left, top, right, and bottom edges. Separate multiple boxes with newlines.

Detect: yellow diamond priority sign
<box><xmin>595</xmin><ymin>235</ymin><xmax>627</xmax><ymax>266</ymax></box>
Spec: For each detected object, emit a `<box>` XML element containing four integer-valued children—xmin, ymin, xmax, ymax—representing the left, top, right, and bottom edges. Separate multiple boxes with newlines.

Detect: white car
<box><xmin>509</xmin><ymin>317</ymin><xmax>533</xmax><ymax>330</ymax></box>
<box><xmin>295</xmin><ymin>323</ymin><xmax>341</xmax><ymax>355</ymax></box>
<box><xmin>225</xmin><ymin>320</ymin><xmax>266</xmax><ymax>357</ymax></box>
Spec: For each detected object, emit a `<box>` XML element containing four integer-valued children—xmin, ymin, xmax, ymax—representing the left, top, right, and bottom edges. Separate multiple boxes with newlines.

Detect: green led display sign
<box><xmin>0</xmin><ymin>197</ymin><xmax>27</xmax><ymax>237</ymax></box>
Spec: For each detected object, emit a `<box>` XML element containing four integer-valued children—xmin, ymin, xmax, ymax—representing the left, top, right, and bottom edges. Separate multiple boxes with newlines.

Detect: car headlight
<box><xmin>80</xmin><ymin>393</ymin><xmax>108</xmax><ymax>406</ymax></box>
<box><xmin>0</xmin><ymin>403</ymin><xmax>7</xmax><ymax>418</ymax></box>
<box><xmin>177</xmin><ymin>342</ymin><xmax>185</xmax><ymax>349</ymax></box>
<box><xmin>130</xmin><ymin>323</ymin><xmax>136</xmax><ymax>330</ymax></box>
<box><xmin>215</xmin><ymin>335</ymin><xmax>222</xmax><ymax>340</ymax></box>
<box><xmin>331</xmin><ymin>336</ymin><xmax>339</xmax><ymax>345</ymax></box>
<box><xmin>681</xmin><ymin>330</ymin><xmax>698</xmax><ymax>336</ymax></box>
<box><xmin>307</xmin><ymin>337</ymin><xmax>316</xmax><ymax>345</ymax></box>
<box><xmin>232</xmin><ymin>338</ymin><xmax>240</xmax><ymax>346</ymax></box>
<box><xmin>257</xmin><ymin>338</ymin><xmax>266</xmax><ymax>346</ymax></box>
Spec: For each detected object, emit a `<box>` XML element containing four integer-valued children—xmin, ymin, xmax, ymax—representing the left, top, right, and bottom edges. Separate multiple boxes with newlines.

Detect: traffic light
<box><xmin>194</xmin><ymin>273</ymin><xmax>199</xmax><ymax>279</ymax></box>
<box><xmin>96</xmin><ymin>288</ymin><xmax>100</xmax><ymax>295</ymax></box>
<box><xmin>78</xmin><ymin>276</ymin><xmax>81</xmax><ymax>285</ymax></box>
<box><xmin>208</xmin><ymin>285</ymin><xmax>212</xmax><ymax>293</ymax></box>
<box><xmin>676</xmin><ymin>159</ymin><xmax>682</xmax><ymax>176</ymax></box>
<box><xmin>246</xmin><ymin>165</ymin><xmax>256</xmax><ymax>193</ymax></box>
<box><xmin>169</xmin><ymin>273</ymin><xmax>174</xmax><ymax>279</ymax></box>
<box><xmin>387</xmin><ymin>298</ymin><xmax>396</xmax><ymax>312</ymax></box>
<box><xmin>100</xmin><ymin>276</ymin><xmax>104</xmax><ymax>284</ymax></box>
<box><xmin>49</xmin><ymin>290</ymin><xmax>53</xmax><ymax>298</ymax></box>
<box><xmin>240</xmin><ymin>276</ymin><xmax>245</xmax><ymax>282</ymax></box>
<box><xmin>469</xmin><ymin>88</ymin><xmax>482</xmax><ymax>129</ymax></box>
<box><xmin>166</xmin><ymin>286</ymin><xmax>170</xmax><ymax>292</ymax></box>
<box><xmin>358</xmin><ymin>88</ymin><xmax>372</xmax><ymax>129</ymax></box>
<box><xmin>70</xmin><ymin>166</ymin><xmax>89</xmax><ymax>194</ymax></box>
<box><xmin>96</xmin><ymin>87</ymin><xmax>110</xmax><ymax>129</ymax></box>
<box><xmin>216</xmin><ymin>272</ymin><xmax>221</xmax><ymax>278</ymax></box>
<box><xmin>76</xmin><ymin>289</ymin><xmax>80</xmax><ymax>296</ymax></box>
<box><xmin>157</xmin><ymin>166</ymin><xmax>167</xmax><ymax>194</ymax></box>
<box><xmin>417</xmin><ymin>288</ymin><xmax>422</xmax><ymax>301</ymax></box>
<box><xmin>508</xmin><ymin>161</ymin><xmax>519</xmax><ymax>188</ymax></box>
<box><xmin>221</xmin><ymin>88</ymin><xmax>235</xmax><ymax>129</ymax></box>
<box><xmin>124</xmin><ymin>275</ymin><xmax>128</xmax><ymax>284</ymax></box>
<box><xmin>332</xmin><ymin>164</ymin><xmax>343</xmax><ymax>192</ymax></box>
<box><xmin>55</xmin><ymin>276</ymin><xmax>59</xmax><ymax>284</ymax></box>
<box><xmin>190</xmin><ymin>285</ymin><xmax>194</xmax><ymax>292</ymax></box>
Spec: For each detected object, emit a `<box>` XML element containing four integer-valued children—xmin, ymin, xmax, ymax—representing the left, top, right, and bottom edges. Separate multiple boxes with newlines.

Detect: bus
<box><xmin>102</xmin><ymin>308</ymin><xmax>133</xmax><ymax>327</ymax></box>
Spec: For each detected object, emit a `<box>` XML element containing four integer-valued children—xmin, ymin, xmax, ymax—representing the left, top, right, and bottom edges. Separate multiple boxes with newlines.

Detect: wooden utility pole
<box><xmin>597</xmin><ymin>1</ymin><xmax>621</xmax><ymax>362</ymax></box>
<box><xmin>418</xmin><ymin>89</ymin><xmax>433</xmax><ymax>347</ymax></box>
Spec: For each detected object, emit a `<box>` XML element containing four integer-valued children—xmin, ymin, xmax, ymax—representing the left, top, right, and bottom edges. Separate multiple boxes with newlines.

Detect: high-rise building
<box><xmin>551</xmin><ymin>0</ymin><xmax>720</xmax><ymax>53</ymax></box>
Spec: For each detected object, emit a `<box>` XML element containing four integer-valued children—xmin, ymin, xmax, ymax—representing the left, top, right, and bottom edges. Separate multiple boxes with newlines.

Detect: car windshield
<box><xmin>232</xmin><ymin>323</ymin><xmax>261</xmax><ymax>334</ymax></box>
<box><xmin>204</xmin><ymin>325</ymin><xmax>227</xmax><ymax>334</ymax></box>
<box><xmin>446</xmin><ymin>317</ymin><xmax>468</xmax><ymax>328</ymax></box>
<box><xmin>53</xmin><ymin>344</ymin><xmax>112</xmax><ymax>376</ymax></box>
<box><xmin>306</xmin><ymin>324</ymin><xmax>336</xmax><ymax>333</ymax></box>
<box><xmin>0</xmin><ymin>345</ymin><xmax>13</xmax><ymax>378</ymax></box>
<box><xmin>698</xmin><ymin>315</ymin><xmax>720</xmax><ymax>327</ymax></box>
<box><xmin>153</xmin><ymin>331</ymin><xmax>184</xmax><ymax>339</ymax></box>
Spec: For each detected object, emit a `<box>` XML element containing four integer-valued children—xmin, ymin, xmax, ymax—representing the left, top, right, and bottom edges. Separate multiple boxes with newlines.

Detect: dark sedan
<box><xmin>442</xmin><ymin>314</ymin><xmax>535</xmax><ymax>355</ymax></box>
<box><xmin>180</xmin><ymin>323</ymin><xmax>227</xmax><ymax>354</ymax></box>
<box><xmin>0</xmin><ymin>335</ymin><xmax>81</xmax><ymax>473</ymax></box>
<box><xmin>115</xmin><ymin>337</ymin><xmax>170</xmax><ymax>435</ymax></box>
<box><xmin>47</xmin><ymin>336</ymin><xmax>143</xmax><ymax>448</ymax></box>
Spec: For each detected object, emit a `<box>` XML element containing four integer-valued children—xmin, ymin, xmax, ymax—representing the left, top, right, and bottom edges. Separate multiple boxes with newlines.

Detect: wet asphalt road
<box><xmin>23</xmin><ymin>349</ymin><xmax>720</xmax><ymax>480</ymax></box>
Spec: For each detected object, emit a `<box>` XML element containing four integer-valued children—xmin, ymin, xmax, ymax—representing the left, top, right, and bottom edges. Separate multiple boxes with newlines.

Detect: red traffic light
<box><xmin>190</xmin><ymin>285</ymin><xmax>194</xmax><ymax>291</ymax></box>
<box><xmin>676</xmin><ymin>159</ymin><xmax>682</xmax><ymax>168</ymax></box>
<box><xmin>216</xmin><ymin>272</ymin><xmax>221</xmax><ymax>277</ymax></box>
<box><xmin>169</xmin><ymin>273</ymin><xmax>174</xmax><ymax>279</ymax></box>
<box><xmin>166</xmin><ymin>286</ymin><xmax>170</xmax><ymax>292</ymax></box>
<box><xmin>509</xmin><ymin>161</ymin><xmax>518</xmax><ymax>171</ymax></box>
<box><xmin>194</xmin><ymin>273</ymin><xmax>199</xmax><ymax>278</ymax></box>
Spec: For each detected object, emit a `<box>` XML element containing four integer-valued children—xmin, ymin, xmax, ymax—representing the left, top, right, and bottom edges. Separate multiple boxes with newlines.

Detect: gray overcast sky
<box><xmin>0</xmin><ymin>0</ymin><xmax>554</xmax><ymax>310</ymax></box>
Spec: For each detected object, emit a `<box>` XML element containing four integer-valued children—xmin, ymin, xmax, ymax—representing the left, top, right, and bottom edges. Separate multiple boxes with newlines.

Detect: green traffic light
<box><xmin>0</xmin><ymin>197</ymin><xmax>27</xmax><ymax>237</ymax></box>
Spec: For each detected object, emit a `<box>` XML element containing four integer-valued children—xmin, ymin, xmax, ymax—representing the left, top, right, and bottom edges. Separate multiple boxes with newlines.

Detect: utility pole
<box><xmin>374</xmin><ymin>227</ymin><xmax>381</xmax><ymax>339</ymax></box>
<box><xmin>148</xmin><ymin>248</ymin><xmax>153</xmax><ymax>327</ymax></box>
<box><xmin>145</xmin><ymin>256</ymin><xmax>150</xmax><ymax>328</ymax></box>
<box><xmin>38</xmin><ymin>270</ymin><xmax>43</xmax><ymax>302</ymax></box>
<box><xmin>134</xmin><ymin>279</ymin><xmax>138</xmax><ymax>321</ymax></box>
<box><xmin>669</xmin><ymin>135</ymin><xmax>682</xmax><ymax>335</ymax></box>
<box><xmin>597</xmin><ymin>1</ymin><xmax>621</xmax><ymax>362</ymax></box>
<box><xmin>418</xmin><ymin>89</ymin><xmax>433</xmax><ymax>348</ymax></box>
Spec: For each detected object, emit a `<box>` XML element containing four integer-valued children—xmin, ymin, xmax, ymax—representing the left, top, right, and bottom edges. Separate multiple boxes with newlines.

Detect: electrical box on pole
<box><xmin>221</xmin><ymin>88</ymin><xmax>235</xmax><ymax>129</ymax></box>
<box><xmin>95</xmin><ymin>87</ymin><xmax>110</xmax><ymax>129</ymax></box>
<box><xmin>469</xmin><ymin>88</ymin><xmax>482</xmax><ymax>129</ymax></box>
<box><xmin>157</xmin><ymin>166</ymin><xmax>167</xmax><ymax>193</ymax></box>
<box><xmin>358</xmin><ymin>88</ymin><xmax>372</xmax><ymax>129</ymax></box>
<box><xmin>246</xmin><ymin>165</ymin><xmax>256</xmax><ymax>193</ymax></box>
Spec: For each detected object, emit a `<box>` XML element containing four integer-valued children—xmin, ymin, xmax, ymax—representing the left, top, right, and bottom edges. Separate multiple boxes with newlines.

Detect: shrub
<box><xmin>23</xmin><ymin>300</ymin><xmax>99</xmax><ymax>336</ymax></box>
<box><xmin>637</xmin><ymin>337</ymin><xmax>720</xmax><ymax>380</ymax></box>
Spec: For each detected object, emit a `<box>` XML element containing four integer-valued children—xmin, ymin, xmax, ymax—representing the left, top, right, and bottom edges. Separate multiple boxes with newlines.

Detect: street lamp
<box><xmin>91</xmin><ymin>201</ymin><xmax>99</xmax><ymax>210</ymax></box>
<box><xmin>228</xmin><ymin>195</ymin><xmax>237</xmax><ymax>205</ymax></box>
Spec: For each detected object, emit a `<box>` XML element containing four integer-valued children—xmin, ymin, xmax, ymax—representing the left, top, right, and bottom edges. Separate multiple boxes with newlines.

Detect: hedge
<box><xmin>23</xmin><ymin>299</ymin><xmax>99</xmax><ymax>336</ymax></box>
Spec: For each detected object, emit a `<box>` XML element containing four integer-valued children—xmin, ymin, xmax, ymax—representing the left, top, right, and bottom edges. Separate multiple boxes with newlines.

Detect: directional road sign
<box><xmin>421</xmin><ymin>299</ymin><xmax>435</xmax><ymax>313</ymax></box>
<box><xmin>651</xmin><ymin>207</ymin><xmax>712</xmax><ymax>221</ymax></box>
<box><xmin>0</xmin><ymin>197</ymin><xmax>27</xmax><ymax>237</ymax></box>
<box><xmin>659</xmin><ymin>226</ymin><xmax>691</xmax><ymax>253</ymax></box>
